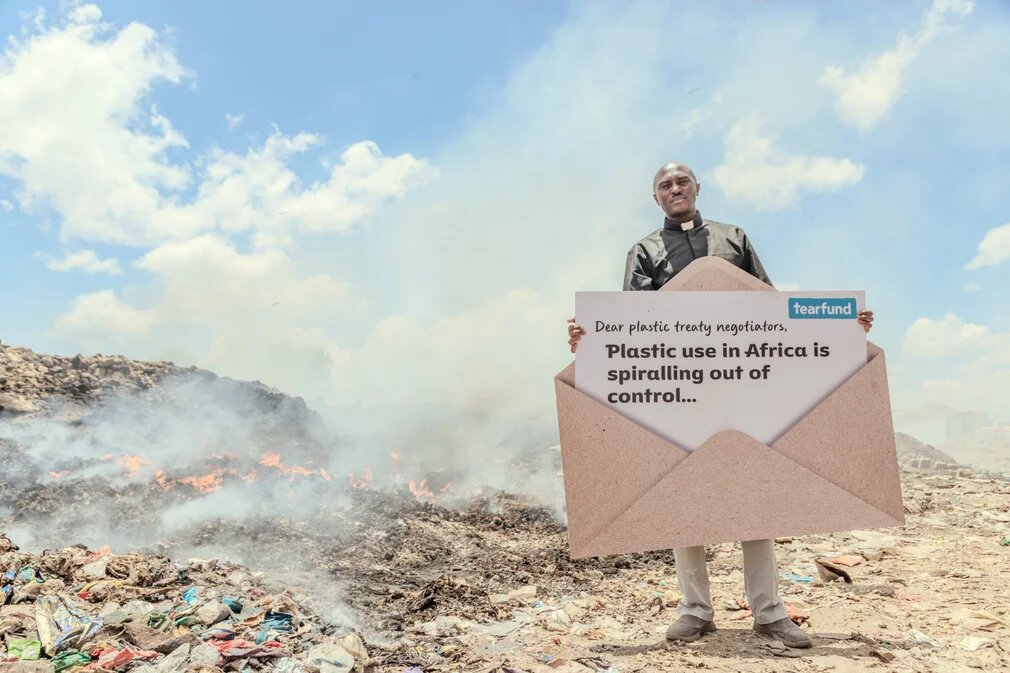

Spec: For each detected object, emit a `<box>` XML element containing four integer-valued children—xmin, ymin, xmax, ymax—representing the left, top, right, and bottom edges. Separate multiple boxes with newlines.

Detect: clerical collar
<box><xmin>665</xmin><ymin>211</ymin><xmax>703</xmax><ymax>231</ymax></box>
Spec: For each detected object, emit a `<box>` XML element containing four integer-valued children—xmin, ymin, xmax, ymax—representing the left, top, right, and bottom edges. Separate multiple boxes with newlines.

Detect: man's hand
<box><xmin>858</xmin><ymin>310</ymin><xmax>874</xmax><ymax>333</ymax></box>
<box><xmin>567</xmin><ymin>316</ymin><xmax>586</xmax><ymax>353</ymax></box>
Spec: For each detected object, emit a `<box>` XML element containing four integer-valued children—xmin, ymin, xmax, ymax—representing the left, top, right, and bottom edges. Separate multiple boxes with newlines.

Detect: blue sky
<box><xmin>1</xmin><ymin>1</ymin><xmax>1008</xmax><ymax>440</ymax></box>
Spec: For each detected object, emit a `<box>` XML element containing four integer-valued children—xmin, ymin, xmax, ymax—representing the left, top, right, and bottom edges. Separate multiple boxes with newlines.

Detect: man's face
<box><xmin>653</xmin><ymin>166</ymin><xmax>700</xmax><ymax>220</ymax></box>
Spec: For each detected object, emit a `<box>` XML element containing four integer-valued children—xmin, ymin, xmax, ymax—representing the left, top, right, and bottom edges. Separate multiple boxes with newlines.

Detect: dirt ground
<box><xmin>308</xmin><ymin>470</ymin><xmax>1009</xmax><ymax>673</ymax></box>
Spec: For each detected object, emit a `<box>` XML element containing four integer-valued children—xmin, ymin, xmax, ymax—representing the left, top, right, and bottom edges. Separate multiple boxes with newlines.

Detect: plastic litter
<box><xmin>256</xmin><ymin>610</ymin><xmax>294</xmax><ymax>643</ymax></box>
<box><xmin>7</xmin><ymin>638</ymin><xmax>42</xmax><ymax>660</ymax></box>
<box><xmin>181</xmin><ymin>587</ymin><xmax>199</xmax><ymax>606</ymax></box>
<box><xmin>34</xmin><ymin>594</ymin><xmax>104</xmax><ymax>655</ymax></box>
<box><xmin>207</xmin><ymin>637</ymin><xmax>289</xmax><ymax>660</ymax></box>
<box><xmin>51</xmin><ymin>651</ymin><xmax>92</xmax><ymax>673</ymax></box>
<box><xmin>222</xmin><ymin>597</ymin><xmax>243</xmax><ymax>613</ymax></box>
<box><xmin>779</xmin><ymin>572</ymin><xmax>814</xmax><ymax>583</ymax></box>
<box><xmin>88</xmin><ymin>645</ymin><xmax>158</xmax><ymax>670</ymax></box>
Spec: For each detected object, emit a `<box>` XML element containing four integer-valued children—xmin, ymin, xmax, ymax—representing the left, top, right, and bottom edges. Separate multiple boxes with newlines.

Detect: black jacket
<box><xmin>623</xmin><ymin>211</ymin><xmax>771</xmax><ymax>291</ymax></box>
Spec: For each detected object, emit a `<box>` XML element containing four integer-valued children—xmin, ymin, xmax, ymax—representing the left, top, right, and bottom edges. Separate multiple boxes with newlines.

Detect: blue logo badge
<box><xmin>788</xmin><ymin>298</ymin><xmax>857</xmax><ymax>319</ymax></box>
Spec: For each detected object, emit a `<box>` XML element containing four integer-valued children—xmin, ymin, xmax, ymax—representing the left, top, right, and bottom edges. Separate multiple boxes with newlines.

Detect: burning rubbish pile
<box><xmin>0</xmin><ymin>346</ymin><xmax>183</xmax><ymax>414</ymax></box>
<box><xmin>0</xmin><ymin>532</ymin><xmax>369</xmax><ymax>673</ymax></box>
<box><xmin>4</xmin><ymin>342</ymin><xmax>1010</xmax><ymax>672</ymax></box>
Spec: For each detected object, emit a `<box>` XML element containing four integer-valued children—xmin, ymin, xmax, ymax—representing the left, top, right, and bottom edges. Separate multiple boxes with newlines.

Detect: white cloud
<box><xmin>965</xmin><ymin>222</ymin><xmax>1010</xmax><ymax>270</ymax></box>
<box><xmin>819</xmin><ymin>0</ymin><xmax>973</xmax><ymax>131</ymax></box>
<box><xmin>899</xmin><ymin>312</ymin><xmax>1010</xmax><ymax>421</ymax></box>
<box><xmin>45</xmin><ymin>249</ymin><xmax>122</xmax><ymax>274</ymax></box>
<box><xmin>963</xmin><ymin>282</ymin><xmax>982</xmax><ymax>292</ymax></box>
<box><xmin>136</xmin><ymin>235</ymin><xmax>365</xmax><ymax>325</ymax></box>
<box><xmin>0</xmin><ymin>8</ymin><xmax>431</xmax><ymax>248</ymax></box>
<box><xmin>0</xmin><ymin>5</ymin><xmax>190</xmax><ymax>240</ymax></box>
<box><xmin>902</xmin><ymin>312</ymin><xmax>992</xmax><ymax>358</ymax></box>
<box><xmin>224</xmin><ymin>112</ymin><xmax>244</xmax><ymax>131</ymax></box>
<box><xmin>142</xmin><ymin>134</ymin><xmax>433</xmax><ymax>249</ymax></box>
<box><xmin>55</xmin><ymin>235</ymin><xmax>368</xmax><ymax>395</ymax></box>
<box><xmin>710</xmin><ymin>120</ymin><xmax>865</xmax><ymax>210</ymax></box>
<box><xmin>0</xmin><ymin>199</ymin><xmax>12</xmax><ymax>212</ymax></box>
<box><xmin>56</xmin><ymin>290</ymin><xmax>155</xmax><ymax>334</ymax></box>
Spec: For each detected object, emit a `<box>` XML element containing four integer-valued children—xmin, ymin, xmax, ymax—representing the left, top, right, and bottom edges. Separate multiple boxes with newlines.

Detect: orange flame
<box><xmin>48</xmin><ymin>470</ymin><xmax>71</xmax><ymax>479</ymax></box>
<box><xmin>117</xmin><ymin>454</ymin><xmax>150</xmax><ymax>477</ymax></box>
<box><xmin>154</xmin><ymin>470</ymin><xmax>171</xmax><ymax>490</ymax></box>
<box><xmin>347</xmin><ymin>467</ymin><xmax>372</xmax><ymax>489</ymax></box>
<box><xmin>178</xmin><ymin>469</ymin><xmax>224</xmax><ymax>493</ymax></box>
<box><xmin>408</xmin><ymin>479</ymin><xmax>436</xmax><ymax>500</ymax></box>
<box><xmin>153</xmin><ymin>469</ymin><xmax>223</xmax><ymax>493</ymax></box>
<box><xmin>259</xmin><ymin>451</ymin><xmax>329</xmax><ymax>480</ymax></box>
<box><xmin>259</xmin><ymin>452</ymin><xmax>282</xmax><ymax>468</ymax></box>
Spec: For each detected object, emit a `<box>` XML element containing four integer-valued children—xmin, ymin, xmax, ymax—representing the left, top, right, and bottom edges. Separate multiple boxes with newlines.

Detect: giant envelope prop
<box><xmin>555</xmin><ymin>257</ymin><xmax>905</xmax><ymax>558</ymax></box>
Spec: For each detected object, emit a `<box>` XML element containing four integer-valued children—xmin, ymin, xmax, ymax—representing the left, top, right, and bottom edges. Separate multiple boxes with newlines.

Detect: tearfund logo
<box><xmin>788</xmin><ymin>298</ymin><xmax>857</xmax><ymax>319</ymax></box>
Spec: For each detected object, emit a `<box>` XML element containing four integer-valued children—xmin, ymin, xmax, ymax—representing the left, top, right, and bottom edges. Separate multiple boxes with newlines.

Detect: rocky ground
<box><xmin>2</xmin><ymin>343</ymin><xmax>1009</xmax><ymax>673</ymax></box>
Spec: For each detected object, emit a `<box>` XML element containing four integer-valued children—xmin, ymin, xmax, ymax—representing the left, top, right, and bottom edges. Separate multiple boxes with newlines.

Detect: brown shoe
<box><xmin>665</xmin><ymin>614</ymin><xmax>717</xmax><ymax>642</ymax></box>
<box><xmin>754</xmin><ymin>618</ymin><xmax>812</xmax><ymax>648</ymax></box>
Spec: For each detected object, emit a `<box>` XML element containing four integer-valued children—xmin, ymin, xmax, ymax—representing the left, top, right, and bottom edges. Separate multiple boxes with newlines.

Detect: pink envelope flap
<box><xmin>555</xmin><ymin>363</ymin><xmax>689</xmax><ymax>549</ymax></box>
<box><xmin>574</xmin><ymin>429</ymin><xmax>903</xmax><ymax>558</ymax></box>
<box><xmin>662</xmin><ymin>256</ymin><xmax>775</xmax><ymax>293</ymax></box>
<box><xmin>772</xmin><ymin>342</ymin><xmax>903</xmax><ymax>520</ymax></box>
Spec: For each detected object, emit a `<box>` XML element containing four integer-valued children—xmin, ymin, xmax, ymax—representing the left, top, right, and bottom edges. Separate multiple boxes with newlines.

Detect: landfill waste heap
<box><xmin>0</xmin><ymin>532</ymin><xmax>367</xmax><ymax>673</ymax></box>
<box><xmin>2</xmin><ymin>341</ymin><xmax>1010</xmax><ymax>673</ymax></box>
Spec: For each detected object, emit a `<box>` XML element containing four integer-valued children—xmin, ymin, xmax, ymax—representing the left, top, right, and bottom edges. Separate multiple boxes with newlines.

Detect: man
<box><xmin>567</xmin><ymin>162</ymin><xmax>873</xmax><ymax>649</ymax></box>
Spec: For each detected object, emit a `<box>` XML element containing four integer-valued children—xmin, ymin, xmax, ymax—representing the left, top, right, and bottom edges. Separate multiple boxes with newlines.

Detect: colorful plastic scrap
<box><xmin>34</xmin><ymin>595</ymin><xmax>104</xmax><ymax>655</ymax></box>
<box><xmin>256</xmin><ymin>610</ymin><xmax>295</xmax><ymax>644</ymax></box>
<box><xmin>51</xmin><ymin>651</ymin><xmax>92</xmax><ymax>673</ymax></box>
<box><xmin>222</xmin><ymin>597</ymin><xmax>243</xmax><ymax>613</ymax></box>
<box><xmin>7</xmin><ymin>638</ymin><xmax>42</xmax><ymax>660</ymax></box>
<box><xmin>85</xmin><ymin>645</ymin><xmax>158</xmax><ymax>670</ymax></box>
<box><xmin>779</xmin><ymin>572</ymin><xmax>814</xmax><ymax>583</ymax></box>
<box><xmin>181</xmin><ymin>587</ymin><xmax>199</xmax><ymax>605</ymax></box>
<box><xmin>207</xmin><ymin>638</ymin><xmax>290</xmax><ymax>660</ymax></box>
<box><xmin>200</xmin><ymin>626</ymin><xmax>237</xmax><ymax>641</ymax></box>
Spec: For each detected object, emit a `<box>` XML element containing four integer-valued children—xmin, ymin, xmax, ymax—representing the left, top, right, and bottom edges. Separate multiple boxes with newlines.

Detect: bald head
<box><xmin>652</xmin><ymin>163</ymin><xmax>697</xmax><ymax>190</ymax></box>
<box><xmin>652</xmin><ymin>162</ymin><xmax>700</xmax><ymax>221</ymax></box>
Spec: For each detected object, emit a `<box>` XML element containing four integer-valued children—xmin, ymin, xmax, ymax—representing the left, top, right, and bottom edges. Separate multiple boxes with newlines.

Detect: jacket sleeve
<box><xmin>623</xmin><ymin>244</ymin><xmax>655</xmax><ymax>291</ymax></box>
<box><xmin>742</xmin><ymin>234</ymin><xmax>773</xmax><ymax>288</ymax></box>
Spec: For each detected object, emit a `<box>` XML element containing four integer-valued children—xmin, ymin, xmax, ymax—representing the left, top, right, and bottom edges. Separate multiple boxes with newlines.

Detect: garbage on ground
<box><xmin>814</xmin><ymin>558</ymin><xmax>853</xmax><ymax>583</ymax></box>
<box><xmin>779</xmin><ymin>573</ymin><xmax>814</xmax><ymax>583</ymax></box>
<box><xmin>7</xmin><ymin>637</ymin><xmax>42</xmax><ymax>660</ymax></box>
<box><xmin>0</xmin><ymin>535</ymin><xmax>367</xmax><ymax>672</ymax></box>
<box><xmin>910</xmin><ymin>628</ymin><xmax>943</xmax><ymax>648</ymax></box>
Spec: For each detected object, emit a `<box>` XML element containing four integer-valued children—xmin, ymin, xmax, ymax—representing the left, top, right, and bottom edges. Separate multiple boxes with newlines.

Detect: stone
<box><xmin>189</xmin><ymin>644</ymin><xmax>222</xmax><ymax>667</ymax></box>
<box><xmin>336</xmin><ymin>633</ymin><xmax>367</xmax><ymax>662</ymax></box>
<box><xmin>870</xmin><ymin>649</ymin><xmax>895</xmax><ymax>663</ymax></box>
<box><xmin>121</xmin><ymin>622</ymin><xmax>199</xmax><ymax>655</ymax></box>
<box><xmin>508</xmin><ymin>585</ymin><xmax>537</xmax><ymax>600</ymax></box>
<box><xmin>196</xmin><ymin>601</ymin><xmax>231</xmax><ymax>626</ymax></box>
<box><xmin>305</xmin><ymin>642</ymin><xmax>355</xmax><ymax>673</ymax></box>
<box><xmin>545</xmin><ymin>610</ymin><xmax>571</xmax><ymax>633</ymax></box>
<box><xmin>156</xmin><ymin>644</ymin><xmax>191</xmax><ymax>673</ymax></box>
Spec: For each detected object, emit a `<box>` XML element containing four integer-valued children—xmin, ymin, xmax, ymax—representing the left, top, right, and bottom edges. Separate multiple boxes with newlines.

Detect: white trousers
<box><xmin>674</xmin><ymin>539</ymin><xmax>788</xmax><ymax>624</ymax></box>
